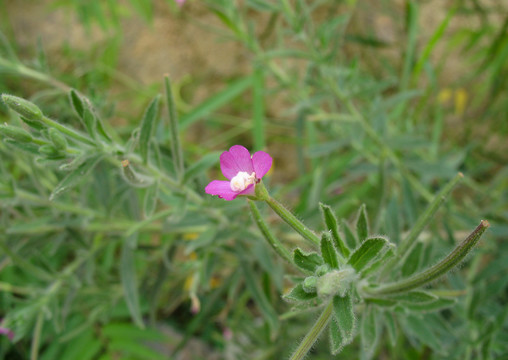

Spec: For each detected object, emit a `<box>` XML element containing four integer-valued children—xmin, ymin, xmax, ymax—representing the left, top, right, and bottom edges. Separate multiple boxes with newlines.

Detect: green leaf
<box><xmin>181</xmin><ymin>76</ymin><xmax>253</xmax><ymax>129</ymax></box>
<box><xmin>341</xmin><ymin>219</ymin><xmax>358</xmax><ymax>249</ymax></box>
<box><xmin>69</xmin><ymin>89</ymin><xmax>84</xmax><ymax>118</ymax></box>
<box><xmin>389</xmin><ymin>290</ymin><xmax>437</xmax><ymax>304</ymax></box>
<box><xmin>332</xmin><ymin>292</ymin><xmax>355</xmax><ymax>345</ymax></box>
<box><xmin>50</xmin><ymin>153</ymin><xmax>104</xmax><ymax>200</ymax></box>
<box><xmin>362</xmin><ymin>246</ymin><xmax>396</xmax><ymax>277</ymax></box>
<box><xmin>364</xmin><ymin>298</ymin><xmax>397</xmax><ymax>307</ymax></box>
<box><xmin>3</xmin><ymin>138</ymin><xmax>39</xmax><ymax>154</ymax></box>
<box><xmin>402</xmin><ymin>297</ymin><xmax>457</xmax><ymax>312</ymax></box>
<box><xmin>143</xmin><ymin>181</ymin><xmax>159</xmax><ymax>218</ymax></box>
<box><xmin>240</xmin><ymin>259</ymin><xmax>280</xmax><ymax>335</ymax></box>
<box><xmin>120</xmin><ymin>237</ymin><xmax>144</xmax><ymax>329</ymax></box>
<box><xmin>321</xmin><ymin>232</ymin><xmax>339</xmax><ymax>269</ymax></box>
<box><xmin>404</xmin><ymin>315</ymin><xmax>443</xmax><ymax>352</ymax></box>
<box><xmin>383</xmin><ymin>311</ymin><xmax>398</xmax><ymax>346</ymax></box>
<box><xmin>293</xmin><ymin>248</ymin><xmax>324</xmax><ymax>272</ymax></box>
<box><xmin>347</xmin><ymin>237</ymin><xmax>389</xmax><ymax>272</ymax></box>
<box><xmin>401</xmin><ymin>241</ymin><xmax>423</xmax><ymax>277</ymax></box>
<box><xmin>120</xmin><ymin>160</ymin><xmax>154</xmax><ymax>188</ymax></box>
<box><xmin>360</xmin><ymin>306</ymin><xmax>380</xmax><ymax>359</ymax></box>
<box><xmin>283</xmin><ymin>283</ymin><xmax>318</xmax><ymax>303</ymax></box>
<box><xmin>139</xmin><ymin>95</ymin><xmax>160</xmax><ymax>164</ymax></box>
<box><xmin>329</xmin><ymin>319</ymin><xmax>344</xmax><ymax>355</ymax></box>
<box><xmin>82</xmin><ymin>105</ymin><xmax>97</xmax><ymax>140</ymax></box>
<box><xmin>356</xmin><ymin>204</ymin><xmax>369</xmax><ymax>243</ymax></box>
<box><xmin>183</xmin><ymin>152</ymin><xmax>220</xmax><ymax>182</ymax></box>
<box><xmin>320</xmin><ymin>203</ymin><xmax>350</xmax><ymax>257</ymax></box>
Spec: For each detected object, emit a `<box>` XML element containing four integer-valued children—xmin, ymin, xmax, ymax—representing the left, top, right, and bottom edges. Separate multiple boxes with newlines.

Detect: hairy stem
<box><xmin>248</xmin><ymin>200</ymin><xmax>295</xmax><ymax>266</ymax></box>
<box><xmin>290</xmin><ymin>301</ymin><xmax>333</xmax><ymax>360</ymax></box>
<box><xmin>264</xmin><ymin>194</ymin><xmax>320</xmax><ymax>247</ymax></box>
<box><xmin>366</xmin><ymin>220</ymin><xmax>489</xmax><ymax>296</ymax></box>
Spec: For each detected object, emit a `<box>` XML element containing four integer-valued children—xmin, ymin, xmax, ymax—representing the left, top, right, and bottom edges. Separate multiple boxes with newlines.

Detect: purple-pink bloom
<box><xmin>0</xmin><ymin>326</ymin><xmax>14</xmax><ymax>341</ymax></box>
<box><xmin>205</xmin><ymin>145</ymin><xmax>272</xmax><ymax>201</ymax></box>
<box><xmin>175</xmin><ymin>0</ymin><xmax>186</xmax><ymax>5</ymax></box>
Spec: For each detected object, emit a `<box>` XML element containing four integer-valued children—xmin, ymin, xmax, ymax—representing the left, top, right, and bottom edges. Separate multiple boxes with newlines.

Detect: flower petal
<box><xmin>205</xmin><ymin>180</ymin><xmax>239</xmax><ymax>201</ymax></box>
<box><xmin>238</xmin><ymin>183</ymin><xmax>255</xmax><ymax>197</ymax></box>
<box><xmin>252</xmin><ymin>151</ymin><xmax>272</xmax><ymax>178</ymax></box>
<box><xmin>220</xmin><ymin>151</ymin><xmax>241</xmax><ymax>180</ymax></box>
<box><xmin>229</xmin><ymin>145</ymin><xmax>254</xmax><ymax>173</ymax></box>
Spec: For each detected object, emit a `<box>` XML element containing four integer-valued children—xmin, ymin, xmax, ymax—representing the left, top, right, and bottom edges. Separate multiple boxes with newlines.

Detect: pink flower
<box><xmin>205</xmin><ymin>145</ymin><xmax>272</xmax><ymax>201</ymax></box>
<box><xmin>175</xmin><ymin>0</ymin><xmax>186</xmax><ymax>5</ymax></box>
<box><xmin>0</xmin><ymin>326</ymin><xmax>14</xmax><ymax>341</ymax></box>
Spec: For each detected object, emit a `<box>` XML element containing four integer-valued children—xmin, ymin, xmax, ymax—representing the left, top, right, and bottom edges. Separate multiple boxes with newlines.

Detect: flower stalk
<box><xmin>263</xmin><ymin>190</ymin><xmax>320</xmax><ymax>247</ymax></box>
<box><xmin>290</xmin><ymin>301</ymin><xmax>333</xmax><ymax>360</ymax></box>
<box><xmin>365</xmin><ymin>220</ymin><xmax>489</xmax><ymax>296</ymax></box>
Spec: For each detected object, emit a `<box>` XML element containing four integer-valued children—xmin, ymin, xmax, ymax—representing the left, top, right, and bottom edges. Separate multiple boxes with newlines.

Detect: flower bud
<box><xmin>1</xmin><ymin>94</ymin><xmax>43</xmax><ymax>122</ymax></box>
<box><xmin>317</xmin><ymin>267</ymin><xmax>356</xmax><ymax>299</ymax></box>
<box><xmin>38</xmin><ymin>144</ymin><xmax>59</xmax><ymax>156</ymax></box>
<box><xmin>302</xmin><ymin>276</ymin><xmax>318</xmax><ymax>293</ymax></box>
<box><xmin>48</xmin><ymin>128</ymin><xmax>68</xmax><ymax>150</ymax></box>
<box><xmin>0</xmin><ymin>124</ymin><xmax>32</xmax><ymax>143</ymax></box>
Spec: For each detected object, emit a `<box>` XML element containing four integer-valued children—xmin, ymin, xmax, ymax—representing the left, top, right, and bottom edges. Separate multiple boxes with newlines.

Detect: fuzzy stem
<box><xmin>381</xmin><ymin>172</ymin><xmax>464</xmax><ymax>277</ymax></box>
<box><xmin>41</xmin><ymin>115</ymin><xmax>96</xmax><ymax>146</ymax></box>
<box><xmin>248</xmin><ymin>200</ymin><xmax>295</xmax><ymax>267</ymax></box>
<box><xmin>261</xmin><ymin>189</ymin><xmax>320</xmax><ymax>247</ymax></box>
<box><xmin>164</xmin><ymin>76</ymin><xmax>185</xmax><ymax>180</ymax></box>
<box><xmin>290</xmin><ymin>301</ymin><xmax>333</xmax><ymax>360</ymax></box>
<box><xmin>366</xmin><ymin>220</ymin><xmax>489</xmax><ymax>296</ymax></box>
<box><xmin>398</xmin><ymin>172</ymin><xmax>464</xmax><ymax>257</ymax></box>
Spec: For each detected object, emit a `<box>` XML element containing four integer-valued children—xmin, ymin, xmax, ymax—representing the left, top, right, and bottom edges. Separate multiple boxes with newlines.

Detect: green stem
<box><xmin>164</xmin><ymin>76</ymin><xmax>185</xmax><ymax>180</ymax></box>
<box><xmin>398</xmin><ymin>172</ymin><xmax>464</xmax><ymax>257</ymax></box>
<box><xmin>30</xmin><ymin>312</ymin><xmax>44</xmax><ymax>360</ymax></box>
<box><xmin>42</xmin><ymin>115</ymin><xmax>96</xmax><ymax>146</ymax></box>
<box><xmin>263</xmin><ymin>193</ymin><xmax>320</xmax><ymax>247</ymax></box>
<box><xmin>366</xmin><ymin>220</ymin><xmax>489</xmax><ymax>296</ymax></box>
<box><xmin>290</xmin><ymin>301</ymin><xmax>333</xmax><ymax>360</ymax></box>
<box><xmin>381</xmin><ymin>172</ymin><xmax>464</xmax><ymax>277</ymax></box>
<box><xmin>248</xmin><ymin>200</ymin><xmax>295</xmax><ymax>266</ymax></box>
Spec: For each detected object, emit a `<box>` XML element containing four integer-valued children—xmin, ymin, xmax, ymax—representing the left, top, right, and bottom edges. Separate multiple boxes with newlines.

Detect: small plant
<box><xmin>205</xmin><ymin>145</ymin><xmax>489</xmax><ymax>359</ymax></box>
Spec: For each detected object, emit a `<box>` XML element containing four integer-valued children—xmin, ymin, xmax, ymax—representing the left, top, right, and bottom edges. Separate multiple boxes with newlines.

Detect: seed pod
<box><xmin>0</xmin><ymin>124</ymin><xmax>32</xmax><ymax>143</ymax></box>
<box><xmin>1</xmin><ymin>94</ymin><xmax>43</xmax><ymax>122</ymax></box>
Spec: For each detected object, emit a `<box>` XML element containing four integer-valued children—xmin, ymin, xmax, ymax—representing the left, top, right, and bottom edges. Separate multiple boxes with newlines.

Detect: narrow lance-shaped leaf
<box><xmin>383</xmin><ymin>312</ymin><xmax>398</xmax><ymax>347</ymax></box>
<box><xmin>143</xmin><ymin>181</ymin><xmax>159</xmax><ymax>218</ymax></box>
<box><xmin>320</xmin><ymin>203</ymin><xmax>350</xmax><ymax>257</ymax></box>
<box><xmin>402</xmin><ymin>297</ymin><xmax>457</xmax><ymax>312</ymax></box>
<box><xmin>164</xmin><ymin>76</ymin><xmax>184</xmax><ymax>177</ymax></box>
<box><xmin>388</xmin><ymin>290</ymin><xmax>437</xmax><ymax>303</ymax></box>
<box><xmin>283</xmin><ymin>283</ymin><xmax>317</xmax><ymax>303</ymax></box>
<box><xmin>321</xmin><ymin>232</ymin><xmax>339</xmax><ymax>269</ymax></box>
<box><xmin>362</xmin><ymin>245</ymin><xmax>396</xmax><ymax>277</ymax></box>
<box><xmin>120</xmin><ymin>237</ymin><xmax>145</xmax><ymax>329</ymax></box>
<box><xmin>50</xmin><ymin>153</ymin><xmax>104</xmax><ymax>200</ymax></box>
<box><xmin>360</xmin><ymin>306</ymin><xmax>380</xmax><ymax>359</ymax></box>
<box><xmin>332</xmin><ymin>292</ymin><xmax>356</xmax><ymax>345</ymax></box>
<box><xmin>329</xmin><ymin>318</ymin><xmax>344</xmax><ymax>355</ymax></box>
<box><xmin>139</xmin><ymin>95</ymin><xmax>160</xmax><ymax>164</ymax></box>
<box><xmin>347</xmin><ymin>237</ymin><xmax>389</xmax><ymax>273</ymax></box>
<box><xmin>341</xmin><ymin>219</ymin><xmax>358</xmax><ymax>249</ymax></box>
<box><xmin>120</xmin><ymin>159</ymin><xmax>155</xmax><ymax>188</ymax></box>
<box><xmin>293</xmin><ymin>248</ymin><xmax>324</xmax><ymax>273</ymax></box>
<box><xmin>401</xmin><ymin>241</ymin><xmax>423</xmax><ymax>277</ymax></box>
<box><xmin>356</xmin><ymin>204</ymin><xmax>369</xmax><ymax>243</ymax></box>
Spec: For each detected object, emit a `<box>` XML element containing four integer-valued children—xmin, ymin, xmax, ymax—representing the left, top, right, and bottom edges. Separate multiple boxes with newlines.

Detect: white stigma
<box><xmin>230</xmin><ymin>171</ymin><xmax>256</xmax><ymax>192</ymax></box>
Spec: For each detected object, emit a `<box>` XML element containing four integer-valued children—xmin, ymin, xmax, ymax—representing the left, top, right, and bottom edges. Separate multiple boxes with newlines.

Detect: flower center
<box><xmin>230</xmin><ymin>171</ymin><xmax>256</xmax><ymax>192</ymax></box>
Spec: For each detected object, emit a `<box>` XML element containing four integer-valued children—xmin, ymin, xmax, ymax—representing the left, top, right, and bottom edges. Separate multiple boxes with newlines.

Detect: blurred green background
<box><xmin>1</xmin><ymin>0</ymin><xmax>507</xmax><ymax>359</ymax></box>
